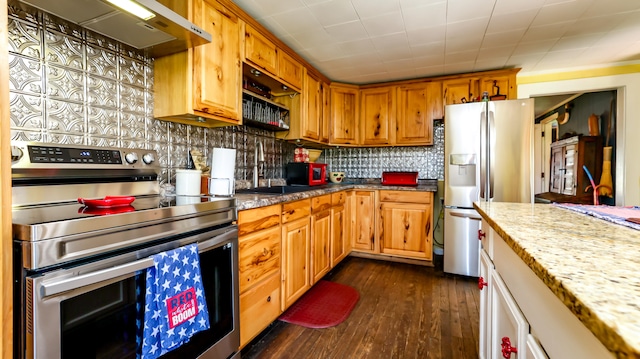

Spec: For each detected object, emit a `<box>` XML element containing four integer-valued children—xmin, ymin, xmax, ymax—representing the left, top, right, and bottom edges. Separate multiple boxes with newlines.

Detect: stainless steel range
<box><xmin>11</xmin><ymin>141</ymin><xmax>240</xmax><ymax>359</ymax></box>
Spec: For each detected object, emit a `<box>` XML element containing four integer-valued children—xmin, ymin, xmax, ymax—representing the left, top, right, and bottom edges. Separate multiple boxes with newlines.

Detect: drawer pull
<box><xmin>478</xmin><ymin>277</ymin><xmax>488</xmax><ymax>290</ymax></box>
<box><xmin>478</xmin><ymin>229</ymin><xmax>486</xmax><ymax>240</ymax></box>
<box><xmin>266</xmin><ymin>296</ymin><xmax>271</xmax><ymax>302</ymax></box>
<box><xmin>501</xmin><ymin>337</ymin><xmax>517</xmax><ymax>358</ymax></box>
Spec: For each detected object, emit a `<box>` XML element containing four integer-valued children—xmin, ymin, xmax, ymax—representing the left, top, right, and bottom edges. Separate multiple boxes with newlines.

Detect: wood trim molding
<box><xmin>1</xmin><ymin>1</ymin><xmax>13</xmax><ymax>358</ymax></box>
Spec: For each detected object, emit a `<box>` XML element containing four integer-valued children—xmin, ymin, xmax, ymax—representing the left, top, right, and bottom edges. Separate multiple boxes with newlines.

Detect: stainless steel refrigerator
<box><xmin>443</xmin><ymin>98</ymin><xmax>534</xmax><ymax>276</ymax></box>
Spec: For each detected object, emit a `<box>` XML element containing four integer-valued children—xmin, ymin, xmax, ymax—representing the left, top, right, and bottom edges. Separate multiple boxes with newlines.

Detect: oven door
<box><xmin>22</xmin><ymin>226</ymin><xmax>239</xmax><ymax>359</ymax></box>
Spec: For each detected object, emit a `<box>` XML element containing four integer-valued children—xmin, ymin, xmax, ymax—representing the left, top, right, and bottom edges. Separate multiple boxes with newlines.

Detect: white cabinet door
<box><xmin>491</xmin><ymin>269</ymin><xmax>528</xmax><ymax>359</ymax></box>
<box><xmin>479</xmin><ymin>250</ymin><xmax>493</xmax><ymax>359</ymax></box>
<box><xmin>526</xmin><ymin>334</ymin><xmax>549</xmax><ymax>359</ymax></box>
<box><xmin>480</xmin><ymin>219</ymin><xmax>494</xmax><ymax>259</ymax></box>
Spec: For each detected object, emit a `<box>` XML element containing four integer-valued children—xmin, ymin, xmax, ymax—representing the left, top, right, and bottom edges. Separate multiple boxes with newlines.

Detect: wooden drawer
<box><xmin>331</xmin><ymin>191</ymin><xmax>346</xmax><ymax>206</ymax></box>
<box><xmin>240</xmin><ymin>272</ymin><xmax>281</xmax><ymax>347</ymax></box>
<box><xmin>311</xmin><ymin>194</ymin><xmax>331</xmax><ymax>214</ymax></box>
<box><xmin>238</xmin><ymin>204</ymin><xmax>281</xmax><ymax>236</ymax></box>
<box><xmin>239</xmin><ymin>226</ymin><xmax>281</xmax><ymax>293</ymax></box>
<box><xmin>282</xmin><ymin>199</ymin><xmax>311</xmax><ymax>223</ymax></box>
<box><xmin>379</xmin><ymin>190</ymin><xmax>432</xmax><ymax>204</ymax></box>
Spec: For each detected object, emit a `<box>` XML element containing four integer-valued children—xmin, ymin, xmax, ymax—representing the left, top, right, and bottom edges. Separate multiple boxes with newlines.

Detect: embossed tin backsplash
<box><xmin>321</xmin><ymin>123</ymin><xmax>444</xmax><ymax>180</ymax></box>
<box><xmin>7</xmin><ymin>2</ymin><xmax>444</xmax><ymax>184</ymax></box>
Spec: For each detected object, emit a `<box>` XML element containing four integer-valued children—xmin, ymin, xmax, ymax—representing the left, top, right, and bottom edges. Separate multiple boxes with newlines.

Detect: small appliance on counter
<box><xmin>381</xmin><ymin>171</ymin><xmax>419</xmax><ymax>186</ymax></box>
<box><xmin>286</xmin><ymin>162</ymin><xmax>327</xmax><ymax>186</ymax></box>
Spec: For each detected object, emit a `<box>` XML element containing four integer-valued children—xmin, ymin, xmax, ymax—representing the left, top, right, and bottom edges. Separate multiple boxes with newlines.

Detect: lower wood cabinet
<box><xmin>331</xmin><ymin>192</ymin><xmax>348</xmax><ymax>266</ymax></box>
<box><xmin>239</xmin><ymin>271</ymin><xmax>281</xmax><ymax>347</ymax></box>
<box><xmin>311</xmin><ymin>195</ymin><xmax>331</xmax><ymax>284</ymax></box>
<box><xmin>378</xmin><ymin>190</ymin><xmax>433</xmax><ymax>260</ymax></box>
<box><xmin>281</xmin><ymin>199</ymin><xmax>311</xmax><ymax>310</ymax></box>
<box><xmin>237</xmin><ymin>204</ymin><xmax>282</xmax><ymax>347</ymax></box>
<box><xmin>351</xmin><ymin>190</ymin><xmax>377</xmax><ymax>252</ymax></box>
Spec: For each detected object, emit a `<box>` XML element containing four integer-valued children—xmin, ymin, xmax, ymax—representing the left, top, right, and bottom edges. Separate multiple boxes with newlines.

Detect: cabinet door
<box><xmin>479</xmin><ymin>75</ymin><xmax>513</xmax><ymax>100</ymax></box>
<box><xmin>490</xmin><ymin>269</ymin><xmax>529</xmax><ymax>359</ymax></box>
<box><xmin>360</xmin><ymin>87</ymin><xmax>394</xmax><ymax>145</ymax></box>
<box><xmin>238</xmin><ymin>226</ymin><xmax>281</xmax><ymax>293</ymax></box>
<box><xmin>479</xmin><ymin>250</ymin><xmax>493</xmax><ymax>359</ymax></box>
<box><xmin>244</xmin><ymin>24</ymin><xmax>277</xmax><ymax>74</ymax></box>
<box><xmin>281</xmin><ymin>216</ymin><xmax>311</xmax><ymax>310</ymax></box>
<box><xmin>194</xmin><ymin>0</ymin><xmax>242</xmax><ymax>122</ymax></box>
<box><xmin>443</xmin><ymin>78</ymin><xmax>478</xmax><ymax>105</ymax></box>
<box><xmin>320</xmin><ymin>81</ymin><xmax>330</xmax><ymax>143</ymax></box>
<box><xmin>302</xmin><ymin>71</ymin><xmax>322</xmax><ymax>141</ymax></box>
<box><xmin>311</xmin><ymin>210</ymin><xmax>331</xmax><ymax>284</ymax></box>
<box><xmin>240</xmin><ymin>271</ymin><xmax>281</xmax><ymax>347</ymax></box>
<box><xmin>549</xmin><ymin>145</ymin><xmax>564</xmax><ymax>194</ymax></box>
<box><xmin>330</xmin><ymin>84</ymin><xmax>359</xmax><ymax>145</ymax></box>
<box><xmin>331</xmin><ymin>204</ymin><xmax>347</xmax><ymax>266</ymax></box>
<box><xmin>396</xmin><ymin>82</ymin><xmax>440</xmax><ymax>145</ymax></box>
<box><xmin>379</xmin><ymin>202</ymin><xmax>432</xmax><ymax>259</ymax></box>
<box><xmin>562</xmin><ymin>143</ymin><xmax>577</xmax><ymax>195</ymax></box>
<box><xmin>526</xmin><ymin>334</ymin><xmax>550</xmax><ymax>359</ymax></box>
<box><xmin>352</xmin><ymin>191</ymin><xmax>376</xmax><ymax>251</ymax></box>
<box><xmin>278</xmin><ymin>51</ymin><xmax>303</xmax><ymax>91</ymax></box>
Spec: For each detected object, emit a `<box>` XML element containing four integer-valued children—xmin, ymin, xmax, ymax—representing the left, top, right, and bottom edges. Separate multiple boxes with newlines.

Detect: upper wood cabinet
<box><xmin>301</xmin><ymin>70</ymin><xmax>322</xmax><ymax>141</ymax></box>
<box><xmin>278</xmin><ymin>51</ymin><xmax>304</xmax><ymax>90</ymax></box>
<box><xmin>154</xmin><ymin>0</ymin><xmax>242</xmax><ymax>127</ymax></box>
<box><xmin>244</xmin><ymin>23</ymin><xmax>303</xmax><ymax>92</ymax></box>
<box><xmin>330</xmin><ymin>83</ymin><xmax>359</xmax><ymax>145</ymax></box>
<box><xmin>479</xmin><ymin>73</ymin><xmax>517</xmax><ymax>100</ymax></box>
<box><xmin>360</xmin><ymin>86</ymin><xmax>395</xmax><ymax>145</ymax></box>
<box><xmin>244</xmin><ymin>24</ymin><xmax>277</xmax><ymax>75</ymax></box>
<box><xmin>396</xmin><ymin>82</ymin><xmax>441</xmax><ymax>145</ymax></box>
<box><xmin>443</xmin><ymin>77</ymin><xmax>478</xmax><ymax>105</ymax></box>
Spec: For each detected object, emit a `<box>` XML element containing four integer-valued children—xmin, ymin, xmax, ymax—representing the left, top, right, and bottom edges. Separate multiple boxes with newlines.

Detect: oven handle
<box><xmin>41</xmin><ymin>228</ymin><xmax>236</xmax><ymax>297</ymax></box>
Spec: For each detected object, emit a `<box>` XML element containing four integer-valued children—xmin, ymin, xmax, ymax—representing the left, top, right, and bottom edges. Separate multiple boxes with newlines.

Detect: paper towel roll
<box><xmin>210</xmin><ymin>148</ymin><xmax>236</xmax><ymax>196</ymax></box>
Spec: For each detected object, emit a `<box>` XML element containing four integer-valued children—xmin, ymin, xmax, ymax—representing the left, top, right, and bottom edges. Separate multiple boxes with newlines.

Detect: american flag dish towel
<box><xmin>139</xmin><ymin>243</ymin><xmax>210</xmax><ymax>359</ymax></box>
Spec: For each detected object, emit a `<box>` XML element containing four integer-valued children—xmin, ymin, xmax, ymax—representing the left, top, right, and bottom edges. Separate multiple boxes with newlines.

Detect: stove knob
<box><xmin>10</xmin><ymin>146</ymin><xmax>23</xmax><ymax>162</ymax></box>
<box><xmin>124</xmin><ymin>152</ymin><xmax>139</xmax><ymax>164</ymax></box>
<box><xmin>142</xmin><ymin>153</ymin><xmax>155</xmax><ymax>165</ymax></box>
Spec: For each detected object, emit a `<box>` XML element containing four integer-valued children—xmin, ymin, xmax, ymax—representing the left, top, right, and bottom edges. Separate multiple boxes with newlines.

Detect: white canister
<box><xmin>175</xmin><ymin>169</ymin><xmax>202</xmax><ymax>196</ymax></box>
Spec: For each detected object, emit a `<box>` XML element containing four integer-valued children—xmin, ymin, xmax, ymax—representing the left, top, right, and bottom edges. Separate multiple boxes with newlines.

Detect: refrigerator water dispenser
<box><xmin>448</xmin><ymin>154</ymin><xmax>477</xmax><ymax>187</ymax></box>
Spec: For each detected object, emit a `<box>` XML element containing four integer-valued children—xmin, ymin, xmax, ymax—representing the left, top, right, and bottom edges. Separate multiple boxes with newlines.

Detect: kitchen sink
<box><xmin>235</xmin><ymin>185</ymin><xmax>319</xmax><ymax>195</ymax></box>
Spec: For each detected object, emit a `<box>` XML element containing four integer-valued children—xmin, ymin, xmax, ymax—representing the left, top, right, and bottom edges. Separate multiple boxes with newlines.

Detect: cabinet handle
<box><xmin>478</xmin><ymin>229</ymin><xmax>486</xmax><ymax>241</ymax></box>
<box><xmin>478</xmin><ymin>277</ymin><xmax>488</xmax><ymax>290</ymax></box>
<box><xmin>501</xmin><ymin>337</ymin><xmax>518</xmax><ymax>358</ymax></box>
<box><xmin>267</xmin><ymin>296</ymin><xmax>271</xmax><ymax>302</ymax></box>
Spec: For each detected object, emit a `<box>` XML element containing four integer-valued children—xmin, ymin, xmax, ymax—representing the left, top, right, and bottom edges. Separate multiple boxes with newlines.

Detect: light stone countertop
<box><xmin>474</xmin><ymin>202</ymin><xmax>640</xmax><ymax>359</ymax></box>
<box><xmin>235</xmin><ymin>182</ymin><xmax>437</xmax><ymax>211</ymax></box>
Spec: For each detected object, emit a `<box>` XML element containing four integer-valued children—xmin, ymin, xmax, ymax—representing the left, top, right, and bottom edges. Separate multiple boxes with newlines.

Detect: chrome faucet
<box><xmin>253</xmin><ymin>141</ymin><xmax>264</xmax><ymax>188</ymax></box>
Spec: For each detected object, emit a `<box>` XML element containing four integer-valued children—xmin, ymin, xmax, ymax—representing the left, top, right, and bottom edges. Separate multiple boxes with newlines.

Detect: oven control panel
<box><xmin>27</xmin><ymin>145</ymin><xmax>124</xmax><ymax>164</ymax></box>
<box><xmin>10</xmin><ymin>141</ymin><xmax>159</xmax><ymax>170</ymax></box>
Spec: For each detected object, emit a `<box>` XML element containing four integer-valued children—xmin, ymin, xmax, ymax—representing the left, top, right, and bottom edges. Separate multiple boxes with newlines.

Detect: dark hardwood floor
<box><xmin>241</xmin><ymin>256</ymin><xmax>479</xmax><ymax>359</ymax></box>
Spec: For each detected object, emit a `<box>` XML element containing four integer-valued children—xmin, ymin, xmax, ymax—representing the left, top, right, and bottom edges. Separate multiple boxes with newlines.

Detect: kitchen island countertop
<box><xmin>235</xmin><ymin>182</ymin><xmax>437</xmax><ymax>211</ymax></box>
<box><xmin>474</xmin><ymin>201</ymin><xmax>640</xmax><ymax>359</ymax></box>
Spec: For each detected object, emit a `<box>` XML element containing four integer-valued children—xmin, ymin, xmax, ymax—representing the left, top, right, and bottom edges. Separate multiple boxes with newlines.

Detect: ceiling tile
<box><xmin>337</xmin><ymin>38</ymin><xmax>377</xmax><ymax>55</ymax></box>
<box><xmin>446</xmin><ymin>0</ymin><xmax>496</xmax><ymax>23</ymax></box>
<box><xmin>308</xmin><ymin>0</ymin><xmax>359</xmax><ymax>27</ymax></box>
<box><xmin>493</xmin><ymin>0</ymin><xmax>545</xmax><ymax>16</ymax></box>
<box><xmin>371</xmin><ymin>32</ymin><xmax>409</xmax><ymax>51</ymax></box>
<box><xmin>271</xmin><ymin>8</ymin><xmax>322</xmax><ymax>35</ymax></box>
<box><xmin>378</xmin><ymin>46</ymin><xmax>414</xmax><ymax>62</ymax></box>
<box><xmin>511</xmin><ymin>39</ymin><xmax>558</xmax><ymax>55</ymax></box>
<box><xmin>521</xmin><ymin>21</ymin><xmax>573</xmax><ymax>42</ymax></box>
<box><xmin>551</xmin><ymin>33</ymin><xmax>606</xmax><ymax>51</ymax></box>
<box><xmin>352</xmin><ymin>0</ymin><xmax>401</xmax><ymax>19</ymax></box>
<box><xmin>407</xmin><ymin>25</ymin><xmax>446</xmax><ymax>47</ymax></box>
<box><xmin>411</xmin><ymin>42</ymin><xmax>446</xmax><ymax>57</ymax></box>
<box><xmin>361</xmin><ymin>11</ymin><xmax>405</xmax><ymax>37</ymax></box>
<box><xmin>531</xmin><ymin>0</ymin><xmax>592</xmax><ymax>27</ymax></box>
<box><xmin>402</xmin><ymin>2</ymin><xmax>447</xmax><ymax>31</ymax></box>
<box><xmin>236</xmin><ymin>0</ymin><xmax>305</xmax><ymax>18</ymax></box>
<box><xmin>582</xmin><ymin>0</ymin><xmax>640</xmax><ymax>17</ymax></box>
<box><xmin>324</xmin><ymin>20</ymin><xmax>369</xmax><ymax>42</ymax></box>
<box><xmin>486</xmin><ymin>10</ymin><xmax>537</xmax><ymax>33</ymax></box>
<box><xmin>481</xmin><ymin>29</ymin><xmax>527</xmax><ymax>48</ymax></box>
<box><xmin>446</xmin><ymin>18</ymin><xmax>491</xmax><ymax>38</ymax></box>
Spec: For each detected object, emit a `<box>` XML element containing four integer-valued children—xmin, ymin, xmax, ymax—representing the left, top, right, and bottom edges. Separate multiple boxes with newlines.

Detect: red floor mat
<box><xmin>279</xmin><ymin>280</ymin><xmax>360</xmax><ymax>329</ymax></box>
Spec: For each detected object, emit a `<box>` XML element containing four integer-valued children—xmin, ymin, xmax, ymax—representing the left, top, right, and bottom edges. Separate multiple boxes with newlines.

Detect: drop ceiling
<box><xmin>232</xmin><ymin>0</ymin><xmax>640</xmax><ymax>85</ymax></box>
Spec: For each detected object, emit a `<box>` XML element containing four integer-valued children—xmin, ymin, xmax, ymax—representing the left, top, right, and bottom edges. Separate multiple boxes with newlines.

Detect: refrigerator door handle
<box><xmin>489</xmin><ymin>110</ymin><xmax>496</xmax><ymax>201</ymax></box>
<box><xmin>480</xmin><ymin>110</ymin><xmax>487</xmax><ymax>200</ymax></box>
<box><xmin>449</xmin><ymin>211</ymin><xmax>483</xmax><ymax>221</ymax></box>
